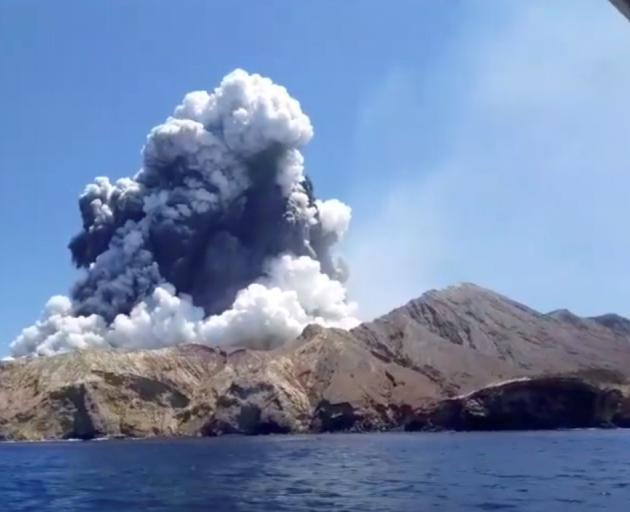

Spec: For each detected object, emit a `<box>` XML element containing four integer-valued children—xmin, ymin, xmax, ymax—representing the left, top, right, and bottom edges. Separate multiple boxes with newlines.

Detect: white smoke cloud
<box><xmin>11</xmin><ymin>255</ymin><xmax>358</xmax><ymax>357</ymax></box>
<box><xmin>172</xmin><ymin>69</ymin><xmax>313</xmax><ymax>155</ymax></box>
<box><xmin>10</xmin><ymin>296</ymin><xmax>108</xmax><ymax>358</ymax></box>
<box><xmin>11</xmin><ymin>69</ymin><xmax>356</xmax><ymax>358</ymax></box>
<box><xmin>198</xmin><ymin>255</ymin><xmax>358</xmax><ymax>349</ymax></box>
<box><xmin>315</xmin><ymin>199</ymin><xmax>352</xmax><ymax>240</ymax></box>
<box><xmin>107</xmin><ymin>284</ymin><xmax>204</xmax><ymax>351</ymax></box>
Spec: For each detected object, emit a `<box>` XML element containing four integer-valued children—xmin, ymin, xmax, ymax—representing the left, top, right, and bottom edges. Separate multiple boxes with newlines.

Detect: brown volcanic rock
<box><xmin>405</xmin><ymin>377</ymin><xmax>625</xmax><ymax>431</ymax></box>
<box><xmin>178</xmin><ymin>348</ymin><xmax>312</xmax><ymax>436</ymax></box>
<box><xmin>0</xmin><ymin>345</ymin><xmax>226</xmax><ymax>440</ymax></box>
<box><xmin>285</xmin><ymin>325</ymin><xmax>440</xmax><ymax>431</ymax></box>
<box><xmin>1</xmin><ymin>283</ymin><xmax>630</xmax><ymax>440</ymax></box>
<box><xmin>353</xmin><ymin>283</ymin><xmax>630</xmax><ymax>395</ymax></box>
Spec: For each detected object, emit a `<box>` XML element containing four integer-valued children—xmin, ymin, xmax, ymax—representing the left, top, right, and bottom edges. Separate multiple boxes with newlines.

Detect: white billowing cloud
<box><xmin>198</xmin><ymin>284</ymin><xmax>308</xmax><ymax>350</ymax></box>
<box><xmin>10</xmin><ymin>296</ymin><xmax>108</xmax><ymax>358</ymax></box>
<box><xmin>144</xmin><ymin>118</ymin><xmax>233</xmax><ymax>174</ymax></box>
<box><xmin>173</xmin><ymin>68</ymin><xmax>314</xmax><ymax>155</ymax></box>
<box><xmin>143</xmin><ymin>69</ymin><xmax>318</xmax><ymax>219</ymax></box>
<box><xmin>108</xmin><ymin>284</ymin><xmax>205</xmax><ymax>350</ymax></box>
<box><xmin>10</xmin><ymin>254</ymin><xmax>357</xmax><ymax>356</ymax></box>
<box><xmin>264</xmin><ymin>255</ymin><xmax>357</xmax><ymax>324</ymax></box>
<box><xmin>11</xmin><ymin>68</ymin><xmax>355</xmax><ymax>358</ymax></box>
<box><xmin>113</xmin><ymin>254</ymin><xmax>358</xmax><ymax>351</ymax></box>
<box><xmin>316</xmin><ymin>199</ymin><xmax>352</xmax><ymax>240</ymax></box>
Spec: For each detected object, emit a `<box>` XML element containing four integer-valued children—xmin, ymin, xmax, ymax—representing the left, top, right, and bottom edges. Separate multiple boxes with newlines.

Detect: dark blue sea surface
<box><xmin>1</xmin><ymin>430</ymin><xmax>629</xmax><ymax>511</ymax></box>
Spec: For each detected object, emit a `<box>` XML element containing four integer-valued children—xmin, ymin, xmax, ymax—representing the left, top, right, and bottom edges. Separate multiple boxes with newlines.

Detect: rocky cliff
<box><xmin>406</xmin><ymin>377</ymin><xmax>628</xmax><ymax>431</ymax></box>
<box><xmin>1</xmin><ymin>283</ymin><xmax>629</xmax><ymax>440</ymax></box>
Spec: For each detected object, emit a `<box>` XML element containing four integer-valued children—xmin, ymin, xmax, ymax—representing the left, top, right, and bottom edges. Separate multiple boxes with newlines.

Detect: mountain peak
<box><xmin>589</xmin><ymin>313</ymin><xmax>630</xmax><ymax>334</ymax></box>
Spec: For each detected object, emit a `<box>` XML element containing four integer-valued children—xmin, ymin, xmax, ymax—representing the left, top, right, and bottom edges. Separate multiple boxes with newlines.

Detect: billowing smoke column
<box><xmin>11</xmin><ymin>70</ymin><xmax>357</xmax><ymax>358</ymax></box>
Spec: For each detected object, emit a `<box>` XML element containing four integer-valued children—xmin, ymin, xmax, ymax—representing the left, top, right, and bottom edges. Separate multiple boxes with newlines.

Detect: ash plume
<box><xmin>11</xmin><ymin>69</ymin><xmax>357</xmax><ymax>358</ymax></box>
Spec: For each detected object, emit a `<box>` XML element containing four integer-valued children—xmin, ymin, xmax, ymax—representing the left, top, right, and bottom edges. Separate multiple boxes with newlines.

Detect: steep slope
<box><xmin>1</xmin><ymin>283</ymin><xmax>629</xmax><ymax>440</ymax></box>
<box><xmin>352</xmin><ymin>283</ymin><xmax>630</xmax><ymax>395</ymax></box>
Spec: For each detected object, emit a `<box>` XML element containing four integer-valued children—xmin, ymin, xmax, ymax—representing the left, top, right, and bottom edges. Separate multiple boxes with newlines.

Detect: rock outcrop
<box><xmin>1</xmin><ymin>283</ymin><xmax>630</xmax><ymax>440</ymax></box>
<box><xmin>405</xmin><ymin>377</ymin><xmax>624</xmax><ymax>431</ymax></box>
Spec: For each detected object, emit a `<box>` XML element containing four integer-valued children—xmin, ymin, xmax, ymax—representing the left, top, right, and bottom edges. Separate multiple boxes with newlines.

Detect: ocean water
<box><xmin>1</xmin><ymin>430</ymin><xmax>629</xmax><ymax>511</ymax></box>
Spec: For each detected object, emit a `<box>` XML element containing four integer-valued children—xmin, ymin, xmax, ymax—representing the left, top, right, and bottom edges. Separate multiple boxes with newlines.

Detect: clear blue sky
<box><xmin>1</xmin><ymin>0</ymin><xmax>629</xmax><ymax>353</ymax></box>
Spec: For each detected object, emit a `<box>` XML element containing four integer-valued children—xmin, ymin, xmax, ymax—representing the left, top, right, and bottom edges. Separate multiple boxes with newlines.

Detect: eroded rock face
<box><xmin>1</xmin><ymin>283</ymin><xmax>630</xmax><ymax>440</ymax></box>
<box><xmin>405</xmin><ymin>378</ymin><xmax>625</xmax><ymax>431</ymax></box>
<box><xmin>0</xmin><ymin>345</ymin><xmax>225</xmax><ymax>440</ymax></box>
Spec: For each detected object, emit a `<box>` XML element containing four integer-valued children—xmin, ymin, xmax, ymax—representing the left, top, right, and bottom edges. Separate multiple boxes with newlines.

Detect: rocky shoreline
<box><xmin>2</xmin><ymin>284</ymin><xmax>630</xmax><ymax>441</ymax></box>
<box><xmin>406</xmin><ymin>377</ymin><xmax>630</xmax><ymax>432</ymax></box>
